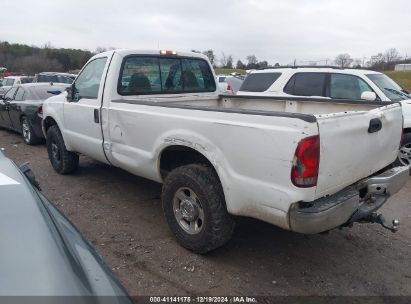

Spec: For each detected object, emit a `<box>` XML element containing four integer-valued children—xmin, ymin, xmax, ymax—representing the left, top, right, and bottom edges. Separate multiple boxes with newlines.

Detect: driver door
<box><xmin>63</xmin><ymin>56</ymin><xmax>110</xmax><ymax>163</ymax></box>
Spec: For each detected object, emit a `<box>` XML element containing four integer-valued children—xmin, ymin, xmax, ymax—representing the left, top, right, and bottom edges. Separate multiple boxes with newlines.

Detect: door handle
<box><xmin>94</xmin><ymin>109</ymin><xmax>100</xmax><ymax>123</ymax></box>
<box><xmin>368</xmin><ymin>118</ymin><xmax>382</xmax><ymax>133</ymax></box>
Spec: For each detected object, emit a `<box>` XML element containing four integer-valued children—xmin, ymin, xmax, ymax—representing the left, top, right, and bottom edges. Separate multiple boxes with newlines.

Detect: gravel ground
<box><xmin>1</xmin><ymin>129</ymin><xmax>411</xmax><ymax>297</ymax></box>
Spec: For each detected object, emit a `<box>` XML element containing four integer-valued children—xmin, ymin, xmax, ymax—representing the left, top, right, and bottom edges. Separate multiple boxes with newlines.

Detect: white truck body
<box><xmin>42</xmin><ymin>50</ymin><xmax>409</xmax><ymax>252</ymax></box>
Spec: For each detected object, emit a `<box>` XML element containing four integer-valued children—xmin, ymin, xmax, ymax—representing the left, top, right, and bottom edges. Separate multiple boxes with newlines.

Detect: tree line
<box><xmin>1</xmin><ymin>40</ymin><xmax>409</xmax><ymax>75</ymax></box>
<box><xmin>0</xmin><ymin>41</ymin><xmax>93</xmax><ymax>74</ymax></box>
<box><xmin>199</xmin><ymin>48</ymin><xmax>411</xmax><ymax>71</ymax></box>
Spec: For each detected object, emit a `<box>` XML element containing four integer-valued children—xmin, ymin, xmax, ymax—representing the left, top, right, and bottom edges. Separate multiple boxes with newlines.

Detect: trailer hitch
<box><xmin>345</xmin><ymin>194</ymin><xmax>400</xmax><ymax>233</ymax></box>
<box><xmin>361</xmin><ymin>212</ymin><xmax>400</xmax><ymax>233</ymax></box>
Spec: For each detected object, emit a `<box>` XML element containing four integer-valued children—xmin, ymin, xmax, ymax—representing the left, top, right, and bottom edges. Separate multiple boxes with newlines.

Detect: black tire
<box><xmin>21</xmin><ymin>116</ymin><xmax>41</xmax><ymax>145</ymax></box>
<box><xmin>162</xmin><ymin>164</ymin><xmax>235</xmax><ymax>254</ymax></box>
<box><xmin>46</xmin><ymin>125</ymin><xmax>79</xmax><ymax>174</ymax></box>
<box><xmin>394</xmin><ymin>133</ymin><xmax>411</xmax><ymax>171</ymax></box>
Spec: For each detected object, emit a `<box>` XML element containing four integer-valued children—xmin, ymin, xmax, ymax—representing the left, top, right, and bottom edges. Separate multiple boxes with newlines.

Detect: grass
<box><xmin>384</xmin><ymin>71</ymin><xmax>411</xmax><ymax>91</ymax></box>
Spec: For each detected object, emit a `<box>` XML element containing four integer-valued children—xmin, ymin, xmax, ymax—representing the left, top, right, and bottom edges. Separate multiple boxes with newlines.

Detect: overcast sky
<box><xmin>1</xmin><ymin>0</ymin><xmax>410</xmax><ymax>65</ymax></box>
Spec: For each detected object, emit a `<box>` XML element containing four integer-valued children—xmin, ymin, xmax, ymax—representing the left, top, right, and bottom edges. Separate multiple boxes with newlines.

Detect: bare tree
<box><xmin>226</xmin><ymin>55</ymin><xmax>233</xmax><ymax>69</ymax></box>
<box><xmin>220</xmin><ymin>52</ymin><xmax>228</xmax><ymax>68</ymax></box>
<box><xmin>334</xmin><ymin>53</ymin><xmax>353</xmax><ymax>68</ymax></box>
<box><xmin>246</xmin><ymin>55</ymin><xmax>258</xmax><ymax>69</ymax></box>
<box><xmin>384</xmin><ymin>48</ymin><xmax>400</xmax><ymax>70</ymax></box>
<box><xmin>202</xmin><ymin>50</ymin><xmax>215</xmax><ymax>66</ymax></box>
<box><xmin>236</xmin><ymin>60</ymin><xmax>246</xmax><ymax>69</ymax></box>
<box><xmin>385</xmin><ymin>48</ymin><xmax>400</xmax><ymax>64</ymax></box>
<box><xmin>367</xmin><ymin>53</ymin><xmax>385</xmax><ymax>70</ymax></box>
<box><xmin>353</xmin><ymin>58</ymin><xmax>362</xmax><ymax>68</ymax></box>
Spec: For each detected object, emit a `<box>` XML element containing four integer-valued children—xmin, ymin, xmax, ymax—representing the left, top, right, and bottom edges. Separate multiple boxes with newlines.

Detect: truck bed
<box><xmin>116</xmin><ymin>94</ymin><xmax>394</xmax><ymax>120</ymax></box>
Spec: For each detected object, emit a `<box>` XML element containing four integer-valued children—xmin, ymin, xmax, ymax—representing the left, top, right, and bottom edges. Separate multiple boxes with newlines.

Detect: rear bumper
<box><xmin>289</xmin><ymin>166</ymin><xmax>409</xmax><ymax>234</ymax></box>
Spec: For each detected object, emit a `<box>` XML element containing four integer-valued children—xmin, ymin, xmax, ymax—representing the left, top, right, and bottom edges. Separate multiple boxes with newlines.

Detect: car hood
<box><xmin>0</xmin><ymin>151</ymin><xmax>132</xmax><ymax>302</ymax></box>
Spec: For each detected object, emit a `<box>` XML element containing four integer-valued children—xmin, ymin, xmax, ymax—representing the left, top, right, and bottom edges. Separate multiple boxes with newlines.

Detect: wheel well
<box><xmin>43</xmin><ymin>117</ymin><xmax>58</xmax><ymax>134</ymax></box>
<box><xmin>159</xmin><ymin>145</ymin><xmax>216</xmax><ymax>179</ymax></box>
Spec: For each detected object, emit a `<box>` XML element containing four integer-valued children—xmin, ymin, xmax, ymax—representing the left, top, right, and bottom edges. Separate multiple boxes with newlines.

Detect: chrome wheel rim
<box><xmin>22</xmin><ymin>120</ymin><xmax>30</xmax><ymax>143</ymax></box>
<box><xmin>173</xmin><ymin>187</ymin><xmax>204</xmax><ymax>235</ymax></box>
<box><xmin>398</xmin><ymin>143</ymin><xmax>411</xmax><ymax>166</ymax></box>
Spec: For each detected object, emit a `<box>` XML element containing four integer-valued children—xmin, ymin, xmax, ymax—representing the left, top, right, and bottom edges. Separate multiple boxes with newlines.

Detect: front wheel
<box><xmin>162</xmin><ymin>164</ymin><xmax>235</xmax><ymax>254</ymax></box>
<box><xmin>46</xmin><ymin>125</ymin><xmax>79</xmax><ymax>174</ymax></box>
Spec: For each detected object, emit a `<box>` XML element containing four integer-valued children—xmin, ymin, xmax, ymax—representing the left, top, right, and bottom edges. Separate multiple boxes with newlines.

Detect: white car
<box><xmin>216</xmin><ymin>75</ymin><xmax>234</xmax><ymax>94</ymax></box>
<box><xmin>237</xmin><ymin>67</ymin><xmax>411</xmax><ymax>166</ymax></box>
<box><xmin>42</xmin><ymin>50</ymin><xmax>408</xmax><ymax>253</ymax></box>
<box><xmin>0</xmin><ymin>76</ymin><xmax>33</xmax><ymax>96</ymax></box>
<box><xmin>216</xmin><ymin>75</ymin><xmax>244</xmax><ymax>95</ymax></box>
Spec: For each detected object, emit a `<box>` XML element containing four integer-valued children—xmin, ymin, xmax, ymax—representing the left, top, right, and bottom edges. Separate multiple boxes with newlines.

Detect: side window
<box><xmin>118</xmin><ymin>57</ymin><xmax>161</xmax><ymax>94</ymax></box>
<box><xmin>330</xmin><ymin>74</ymin><xmax>373</xmax><ymax>100</ymax></box>
<box><xmin>74</xmin><ymin>57</ymin><xmax>108</xmax><ymax>100</ymax></box>
<box><xmin>181</xmin><ymin>59</ymin><xmax>215</xmax><ymax>92</ymax></box>
<box><xmin>14</xmin><ymin>88</ymin><xmax>25</xmax><ymax>101</ymax></box>
<box><xmin>240</xmin><ymin>73</ymin><xmax>281</xmax><ymax>92</ymax></box>
<box><xmin>160</xmin><ymin>58</ymin><xmax>182</xmax><ymax>92</ymax></box>
<box><xmin>284</xmin><ymin>73</ymin><xmax>326</xmax><ymax>97</ymax></box>
<box><xmin>4</xmin><ymin>87</ymin><xmax>17</xmax><ymax>100</ymax></box>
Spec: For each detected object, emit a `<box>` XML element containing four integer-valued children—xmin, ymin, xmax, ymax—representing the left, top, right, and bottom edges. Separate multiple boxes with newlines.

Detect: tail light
<box><xmin>226</xmin><ymin>84</ymin><xmax>234</xmax><ymax>95</ymax></box>
<box><xmin>291</xmin><ymin>135</ymin><xmax>320</xmax><ymax>188</ymax></box>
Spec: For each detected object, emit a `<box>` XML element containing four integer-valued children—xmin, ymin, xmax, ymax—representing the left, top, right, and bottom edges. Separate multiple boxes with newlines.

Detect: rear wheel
<box><xmin>162</xmin><ymin>164</ymin><xmax>235</xmax><ymax>254</ymax></box>
<box><xmin>46</xmin><ymin>125</ymin><xmax>79</xmax><ymax>174</ymax></box>
<box><xmin>21</xmin><ymin>116</ymin><xmax>41</xmax><ymax>145</ymax></box>
<box><xmin>396</xmin><ymin>133</ymin><xmax>411</xmax><ymax>170</ymax></box>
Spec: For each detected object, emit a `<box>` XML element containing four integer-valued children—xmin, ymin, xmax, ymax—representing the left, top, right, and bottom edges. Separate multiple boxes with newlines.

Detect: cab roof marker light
<box><xmin>160</xmin><ymin>50</ymin><xmax>177</xmax><ymax>56</ymax></box>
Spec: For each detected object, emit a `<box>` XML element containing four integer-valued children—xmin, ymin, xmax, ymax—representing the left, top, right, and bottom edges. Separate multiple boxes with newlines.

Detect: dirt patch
<box><xmin>1</xmin><ymin>129</ymin><xmax>411</xmax><ymax>296</ymax></box>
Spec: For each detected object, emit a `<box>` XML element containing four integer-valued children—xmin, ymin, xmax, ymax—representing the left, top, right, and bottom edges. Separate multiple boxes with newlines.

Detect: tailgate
<box><xmin>315</xmin><ymin>103</ymin><xmax>403</xmax><ymax>198</ymax></box>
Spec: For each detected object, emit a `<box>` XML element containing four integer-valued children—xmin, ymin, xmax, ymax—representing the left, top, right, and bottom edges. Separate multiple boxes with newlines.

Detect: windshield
<box><xmin>366</xmin><ymin>73</ymin><xmax>410</xmax><ymax>101</ymax></box>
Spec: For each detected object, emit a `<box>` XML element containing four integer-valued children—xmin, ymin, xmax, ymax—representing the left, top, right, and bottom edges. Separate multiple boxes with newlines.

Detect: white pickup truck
<box><xmin>42</xmin><ymin>49</ymin><xmax>409</xmax><ymax>253</ymax></box>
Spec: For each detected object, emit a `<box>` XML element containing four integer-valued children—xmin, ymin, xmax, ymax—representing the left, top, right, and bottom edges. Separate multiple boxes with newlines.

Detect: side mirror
<box><xmin>361</xmin><ymin>91</ymin><xmax>377</xmax><ymax>101</ymax></box>
<box><xmin>66</xmin><ymin>85</ymin><xmax>74</xmax><ymax>102</ymax></box>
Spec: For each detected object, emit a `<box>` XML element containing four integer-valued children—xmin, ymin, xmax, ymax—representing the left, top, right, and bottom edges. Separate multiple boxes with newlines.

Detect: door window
<box><xmin>73</xmin><ymin>57</ymin><xmax>107</xmax><ymax>100</ymax></box>
<box><xmin>330</xmin><ymin>74</ymin><xmax>373</xmax><ymax>100</ymax></box>
<box><xmin>284</xmin><ymin>73</ymin><xmax>326</xmax><ymax>96</ymax></box>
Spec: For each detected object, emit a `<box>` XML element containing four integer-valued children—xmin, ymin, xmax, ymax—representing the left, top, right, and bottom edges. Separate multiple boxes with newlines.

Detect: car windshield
<box><xmin>366</xmin><ymin>73</ymin><xmax>410</xmax><ymax>101</ymax></box>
